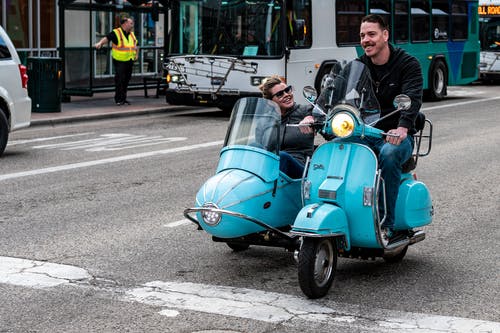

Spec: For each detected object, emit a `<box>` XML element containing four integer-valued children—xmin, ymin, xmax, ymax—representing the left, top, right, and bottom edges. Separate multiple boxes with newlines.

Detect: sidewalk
<box><xmin>29</xmin><ymin>90</ymin><xmax>203</xmax><ymax>127</ymax></box>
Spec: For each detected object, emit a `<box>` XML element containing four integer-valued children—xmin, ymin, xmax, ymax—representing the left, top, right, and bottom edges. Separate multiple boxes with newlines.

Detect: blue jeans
<box><xmin>338</xmin><ymin>136</ymin><xmax>414</xmax><ymax>229</ymax></box>
<box><xmin>279</xmin><ymin>151</ymin><xmax>305</xmax><ymax>179</ymax></box>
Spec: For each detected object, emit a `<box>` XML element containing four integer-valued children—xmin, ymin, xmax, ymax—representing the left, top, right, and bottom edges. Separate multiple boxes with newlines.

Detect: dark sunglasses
<box><xmin>271</xmin><ymin>85</ymin><xmax>293</xmax><ymax>99</ymax></box>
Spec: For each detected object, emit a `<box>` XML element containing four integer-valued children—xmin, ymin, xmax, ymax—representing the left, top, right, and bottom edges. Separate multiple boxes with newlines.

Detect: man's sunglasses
<box><xmin>271</xmin><ymin>85</ymin><xmax>293</xmax><ymax>99</ymax></box>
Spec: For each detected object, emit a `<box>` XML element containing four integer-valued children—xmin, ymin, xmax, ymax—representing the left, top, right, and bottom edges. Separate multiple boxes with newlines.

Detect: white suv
<box><xmin>0</xmin><ymin>25</ymin><xmax>31</xmax><ymax>157</ymax></box>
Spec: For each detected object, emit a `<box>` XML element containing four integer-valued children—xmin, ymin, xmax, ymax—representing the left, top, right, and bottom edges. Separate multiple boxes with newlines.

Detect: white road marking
<box><xmin>8</xmin><ymin>133</ymin><xmax>95</xmax><ymax>146</ymax></box>
<box><xmin>32</xmin><ymin>134</ymin><xmax>187</xmax><ymax>152</ymax></box>
<box><xmin>421</xmin><ymin>96</ymin><xmax>500</xmax><ymax>111</ymax></box>
<box><xmin>163</xmin><ymin>219</ymin><xmax>192</xmax><ymax>228</ymax></box>
<box><xmin>0</xmin><ymin>256</ymin><xmax>91</xmax><ymax>288</ymax></box>
<box><xmin>126</xmin><ymin>281</ymin><xmax>500</xmax><ymax>332</ymax></box>
<box><xmin>0</xmin><ymin>140</ymin><xmax>224</xmax><ymax>182</ymax></box>
<box><xmin>0</xmin><ymin>256</ymin><xmax>498</xmax><ymax>332</ymax></box>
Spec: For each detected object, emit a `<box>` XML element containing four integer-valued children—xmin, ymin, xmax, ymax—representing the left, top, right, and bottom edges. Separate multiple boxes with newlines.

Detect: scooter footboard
<box><xmin>291</xmin><ymin>203</ymin><xmax>351</xmax><ymax>250</ymax></box>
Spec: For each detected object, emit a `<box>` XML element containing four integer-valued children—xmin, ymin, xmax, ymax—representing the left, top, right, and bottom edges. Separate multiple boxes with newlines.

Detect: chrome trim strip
<box><xmin>183</xmin><ymin>207</ymin><xmax>295</xmax><ymax>240</ymax></box>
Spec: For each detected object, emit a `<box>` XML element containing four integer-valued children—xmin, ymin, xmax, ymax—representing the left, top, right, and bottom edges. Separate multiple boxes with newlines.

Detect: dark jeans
<box><xmin>337</xmin><ymin>136</ymin><xmax>414</xmax><ymax>229</ymax></box>
<box><xmin>113</xmin><ymin>59</ymin><xmax>134</xmax><ymax>103</ymax></box>
<box><xmin>279</xmin><ymin>151</ymin><xmax>305</xmax><ymax>179</ymax></box>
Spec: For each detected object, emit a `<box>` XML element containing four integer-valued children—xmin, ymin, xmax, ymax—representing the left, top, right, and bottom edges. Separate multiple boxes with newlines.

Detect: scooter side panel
<box><xmin>394</xmin><ymin>177</ymin><xmax>433</xmax><ymax>229</ymax></box>
<box><xmin>305</xmin><ymin>142</ymin><xmax>380</xmax><ymax>248</ymax></box>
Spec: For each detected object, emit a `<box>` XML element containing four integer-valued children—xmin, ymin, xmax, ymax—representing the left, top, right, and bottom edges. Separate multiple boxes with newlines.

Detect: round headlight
<box><xmin>331</xmin><ymin>112</ymin><xmax>355</xmax><ymax>138</ymax></box>
<box><xmin>201</xmin><ymin>203</ymin><xmax>221</xmax><ymax>226</ymax></box>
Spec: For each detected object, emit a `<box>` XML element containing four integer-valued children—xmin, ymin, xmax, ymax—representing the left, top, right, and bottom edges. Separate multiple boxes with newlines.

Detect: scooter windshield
<box><xmin>318</xmin><ymin>60</ymin><xmax>381</xmax><ymax>124</ymax></box>
<box><xmin>224</xmin><ymin>97</ymin><xmax>281</xmax><ymax>155</ymax></box>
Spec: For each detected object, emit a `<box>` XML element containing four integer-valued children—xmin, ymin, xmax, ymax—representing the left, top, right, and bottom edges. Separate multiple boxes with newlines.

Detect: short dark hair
<box><xmin>120</xmin><ymin>16</ymin><xmax>131</xmax><ymax>25</ymax></box>
<box><xmin>361</xmin><ymin>14</ymin><xmax>389</xmax><ymax>31</ymax></box>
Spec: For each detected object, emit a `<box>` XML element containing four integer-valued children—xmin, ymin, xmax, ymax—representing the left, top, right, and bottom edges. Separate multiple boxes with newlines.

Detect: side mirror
<box><xmin>393</xmin><ymin>94</ymin><xmax>411</xmax><ymax>111</ymax></box>
<box><xmin>303</xmin><ymin>86</ymin><xmax>318</xmax><ymax>103</ymax></box>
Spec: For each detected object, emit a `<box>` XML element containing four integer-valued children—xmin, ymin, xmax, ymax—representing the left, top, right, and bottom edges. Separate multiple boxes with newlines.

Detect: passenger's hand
<box><xmin>299</xmin><ymin>116</ymin><xmax>315</xmax><ymax>134</ymax></box>
<box><xmin>385</xmin><ymin>126</ymin><xmax>408</xmax><ymax>145</ymax></box>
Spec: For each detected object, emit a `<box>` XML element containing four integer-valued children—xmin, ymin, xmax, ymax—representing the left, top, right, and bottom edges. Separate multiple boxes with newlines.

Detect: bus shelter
<box><xmin>58</xmin><ymin>0</ymin><xmax>168</xmax><ymax>98</ymax></box>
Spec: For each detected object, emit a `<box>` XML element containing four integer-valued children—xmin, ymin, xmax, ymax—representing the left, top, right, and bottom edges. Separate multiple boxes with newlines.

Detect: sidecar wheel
<box><xmin>383</xmin><ymin>245</ymin><xmax>408</xmax><ymax>263</ymax></box>
<box><xmin>226</xmin><ymin>242</ymin><xmax>250</xmax><ymax>252</ymax></box>
<box><xmin>298</xmin><ymin>238</ymin><xmax>337</xmax><ymax>299</ymax></box>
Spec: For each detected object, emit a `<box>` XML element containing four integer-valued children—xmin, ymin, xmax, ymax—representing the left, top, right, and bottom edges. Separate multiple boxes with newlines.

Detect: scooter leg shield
<box><xmin>292</xmin><ymin>203</ymin><xmax>350</xmax><ymax>250</ymax></box>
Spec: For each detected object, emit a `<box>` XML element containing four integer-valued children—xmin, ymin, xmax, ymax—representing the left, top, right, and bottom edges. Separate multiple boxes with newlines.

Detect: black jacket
<box><xmin>359</xmin><ymin>44</ymin><xmax>423</xmax><ymax>134</ymax></box>
<box><xmin>280</xmin><ymin>103</ymin><xmax>315</xmax><ymax>164</ymax></box>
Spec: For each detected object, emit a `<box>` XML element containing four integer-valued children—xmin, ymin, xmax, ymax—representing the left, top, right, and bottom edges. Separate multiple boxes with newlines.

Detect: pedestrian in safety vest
<box><xmin>95</xmin><ymin>16</ymin><xmax>138</xmax><ymax>106</ymax></box>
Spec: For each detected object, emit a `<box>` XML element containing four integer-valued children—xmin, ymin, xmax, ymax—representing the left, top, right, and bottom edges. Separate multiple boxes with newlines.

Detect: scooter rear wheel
<box><xmin>226</xmin><ymin>242</ymin><xmax>250</xmax><ymax>252</ymax></box>
<box><xmin>383</xmin><ymin>245</ymin><xmax>408</xmax><ymax>263</ymax></box>
<box><xmin>298</xmin><ymin>238</ymin><xmax>337</xmax><ymax>299</ymax></box>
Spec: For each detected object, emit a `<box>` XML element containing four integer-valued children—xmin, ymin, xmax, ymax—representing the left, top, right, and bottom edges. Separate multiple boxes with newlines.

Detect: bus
<box><xmin>163</xmin><ymin>0</ymin><xmax>480</xmax><ymax>111</ymax></box>
<box><xmin>478</xmin><ymin>0</ymin><xmax>500</xmax><ymax>81</ymax></box>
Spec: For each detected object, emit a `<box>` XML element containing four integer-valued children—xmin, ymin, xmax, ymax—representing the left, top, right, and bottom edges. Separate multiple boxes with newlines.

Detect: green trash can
<box><xmin>27</xmin><ymin>57</ymin><xmax>62</xmax><ymax>113</ymax></box>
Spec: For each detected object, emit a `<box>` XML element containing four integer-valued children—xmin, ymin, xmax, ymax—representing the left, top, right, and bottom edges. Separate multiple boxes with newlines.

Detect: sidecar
<box><xmin>184</xmin><ymin>97</ymin><xmax>303</xmax><ymax>250</ymax></box>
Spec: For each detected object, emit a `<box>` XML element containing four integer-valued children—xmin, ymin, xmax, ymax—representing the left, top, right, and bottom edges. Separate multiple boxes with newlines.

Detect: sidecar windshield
<box><xmin>224</xmin><ymin>97</ymin><xmax>281</xmax><ymax>155</ymax></box>
<box><xmin>318</xmin><ymin>60</ymin><xmax>381</xmax><ymax>124</ymax></box>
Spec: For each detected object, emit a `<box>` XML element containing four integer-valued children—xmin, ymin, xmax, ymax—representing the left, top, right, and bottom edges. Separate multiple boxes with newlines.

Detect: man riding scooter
<box><xmin>356</xmin><ymin>14</ymin><xmax>423</xmax><ymax>242</ymax></box>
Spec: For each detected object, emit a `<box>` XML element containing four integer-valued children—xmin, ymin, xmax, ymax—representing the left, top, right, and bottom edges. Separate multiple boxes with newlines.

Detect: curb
<box><xmin>29</xmin><ymin>105</ymin><xmax>208</xmax><ymax>127</ymax></box>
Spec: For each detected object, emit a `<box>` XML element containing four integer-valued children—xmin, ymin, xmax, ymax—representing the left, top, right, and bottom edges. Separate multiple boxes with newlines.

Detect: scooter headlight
<box><xmin>331</xmin><ymin>112</ymin><xmax>355</xmax><ymax>138</ymax></box>
<box><xmin>201</xmin><ymin>203</ymin><xmax>221</xmax><ymax>226</ymax></box>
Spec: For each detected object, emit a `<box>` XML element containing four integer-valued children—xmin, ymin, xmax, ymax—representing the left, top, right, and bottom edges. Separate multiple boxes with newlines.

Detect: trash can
<box><xmin>27</xmin><ymin>57</ymin><xmax>62</xmax><ymax>113</ymax></box>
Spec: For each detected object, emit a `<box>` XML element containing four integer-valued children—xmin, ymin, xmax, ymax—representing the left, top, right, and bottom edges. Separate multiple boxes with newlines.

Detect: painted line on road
<box><xmin>1</xmin><ymin>256</ymin><xmax>498</xmax><ymax>332</ymax></box>
<box><xmin>0</xmin><ymin>140</ymin><xmax>224</xmax><ymax>182</ymax></box>
<box><xmin>421</xmin><ymin>95</ymin><xmax>500</xmax><ymax>111</ymax></box>
<box><xmin>163</xmin><ymin>219</ymin><xmax>192</xmax><ymax>228</ymax></box>
<box><xmin>8</xmin><ymin>133</ymin><xmax>95</xmax><ymax>146</ymax></box>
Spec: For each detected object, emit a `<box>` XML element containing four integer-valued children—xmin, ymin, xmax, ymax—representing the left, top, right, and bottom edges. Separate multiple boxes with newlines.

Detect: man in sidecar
<box><xmin>357</xmin><ymin>14</ymin><xmax>424</xmax><ymax>242</ymax></box>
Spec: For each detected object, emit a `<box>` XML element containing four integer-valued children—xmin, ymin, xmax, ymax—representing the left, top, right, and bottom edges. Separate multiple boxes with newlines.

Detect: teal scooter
<box><xmin>184</xmin><ymin>60</ymin><xmax>433</xmax><ymax>298</ymax></box>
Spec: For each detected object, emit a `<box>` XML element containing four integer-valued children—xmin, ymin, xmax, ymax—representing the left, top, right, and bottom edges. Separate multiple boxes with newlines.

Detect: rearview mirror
<box><xmin>393</xmin><ymin>94</ymin><xmax>411</xmax><ymax>111</ymax></box>
<box><xmin>303</xmin><ymin>86</ymin><xmax>318</xmax><ymax>103</ymax></box>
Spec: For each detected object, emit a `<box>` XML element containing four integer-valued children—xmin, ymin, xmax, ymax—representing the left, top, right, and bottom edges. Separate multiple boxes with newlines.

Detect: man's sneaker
<box><xmin>116</xmin><ymin>101</ymin><xmax>124</xmax><ymax>106</ymax></box>
<box><xmin>123</xmin><ymin>100</ymin><xmax>131</xmax><ymax>105</ymax></box>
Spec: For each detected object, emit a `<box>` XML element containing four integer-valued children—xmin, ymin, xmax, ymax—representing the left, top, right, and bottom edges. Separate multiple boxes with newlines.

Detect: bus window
<box><xmin>432</xmin><ymin>0</ymin><xmax>449</xmax><ymax>41</ymax></box>
<box><xmin>483</xmin><ymin>21</ymin><xmax>500</xmax><ymax>51</ymax></box>
<box><xmin>336</xmin><ymin>0</ymin><xmax>366</xmax><ymax>45</ymax></box>
<box><xmin>451</xmin><ymin>1</ymin><xmax>469</xmax><ymax>40</ymax></box>
<box><xmin>369</xmin><ymin>0</ymin><xmax>391</xmax><ymax>33</ymax></box>
<box><xmin>286</xmin><ymin>0</ymin><xmax>312</xmax><ymax>48</ymax></box>
<box><xmin>394</xmin><ymin>0</ymin><xmax>409</xmax><ymax>43</ymax></box>
<box><xmin>411</xmin><ymin>0</ymin><xmax>430</xmax><ymax>42</ymax></box>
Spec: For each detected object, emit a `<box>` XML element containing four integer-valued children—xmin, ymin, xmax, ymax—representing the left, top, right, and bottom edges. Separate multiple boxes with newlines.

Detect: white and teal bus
<box><xmin>478</xmin><ymin>0</ymin><xmax>500</xmax><ymax>81</ymax></box>
<box><xmin>164</xmin><ymin>0</ymin><xmax>479</xmax><ymax>111</ymax></box>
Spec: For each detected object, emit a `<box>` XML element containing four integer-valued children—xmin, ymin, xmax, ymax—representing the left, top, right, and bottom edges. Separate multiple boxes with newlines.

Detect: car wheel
<box><xmin>0</xmin><ymin>110</ymin><xmax>9</xmax><ymax>157</ymax></box>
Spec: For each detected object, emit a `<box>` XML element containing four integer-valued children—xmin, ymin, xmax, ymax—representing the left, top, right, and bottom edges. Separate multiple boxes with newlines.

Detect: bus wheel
<box><xmin>426</xmin><ymin>60</ymin><xmax>447</xmax><ymax>101</ymax></box>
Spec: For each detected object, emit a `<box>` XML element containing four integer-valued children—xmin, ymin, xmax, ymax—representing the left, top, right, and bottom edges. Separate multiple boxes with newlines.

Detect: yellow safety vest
<box><xmin>111</xmin><ymin>27</ymin><xmax>137</xmax><ymax>61</ymax></box>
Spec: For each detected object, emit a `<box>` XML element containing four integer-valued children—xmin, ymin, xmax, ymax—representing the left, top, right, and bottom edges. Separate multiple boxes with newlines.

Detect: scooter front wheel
<box><xmin>298</xmin><ymin>237</ymin><xmax>337</xmax><ymax>299</ymax></box>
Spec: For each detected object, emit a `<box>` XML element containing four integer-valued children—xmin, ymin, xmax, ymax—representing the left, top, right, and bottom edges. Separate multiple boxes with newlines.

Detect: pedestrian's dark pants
<box><xmin>113</xmin><ymin>59</ymin><xmax>134</xmax><ymax>104</ymax></box>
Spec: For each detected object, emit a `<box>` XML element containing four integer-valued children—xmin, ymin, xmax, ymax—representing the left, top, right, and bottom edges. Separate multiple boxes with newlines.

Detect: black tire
<box><xmin>0</xmin><ymin>110</ymin><xmax>9</xmax><ymax>157</ymax></box>
<box><xmin>226</xmin><ymin>242</ymin><xmax>250</xmax><ymax>252</ymax></box>
<box><xmin>383</xmin><ymin>245</ymin><xmax>408</xmax><ymax>263</ymax></box>
<box><xmin>298</xmin><ymin>238</ymin><xmax>337</xmax><ymax>299</ymax></box>
<box><xmin>426</xmin><ymin>60</ymin><xmax>447</xmax><ymax>101</ymax></box>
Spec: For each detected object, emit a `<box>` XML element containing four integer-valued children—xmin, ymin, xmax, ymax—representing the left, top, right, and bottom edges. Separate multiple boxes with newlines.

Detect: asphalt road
<box><xmin>0</xmin><ymin>85</ymin><xmax>499</xmax><ymax>333</ymax></box>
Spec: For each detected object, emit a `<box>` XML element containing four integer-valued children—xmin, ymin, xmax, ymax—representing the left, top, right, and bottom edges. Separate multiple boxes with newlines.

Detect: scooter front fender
<box><xmin>291</xmin><ymin>203</ymin><xmax>350</xmax><ymax>250</ymax></box>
